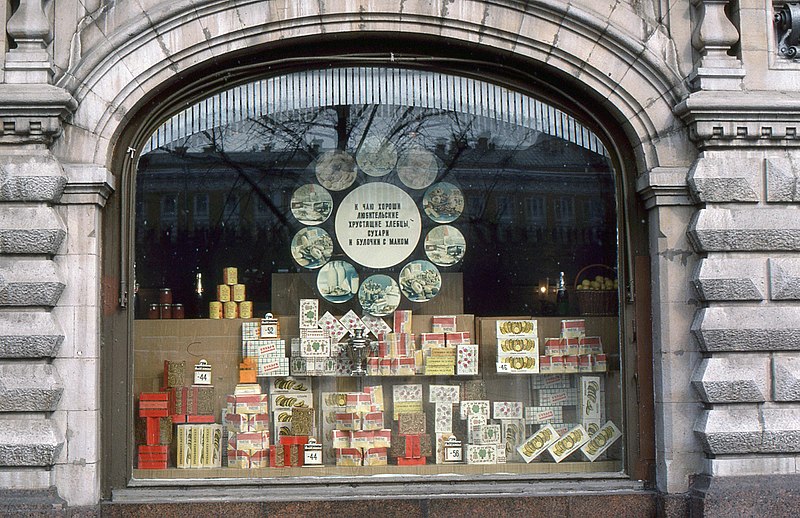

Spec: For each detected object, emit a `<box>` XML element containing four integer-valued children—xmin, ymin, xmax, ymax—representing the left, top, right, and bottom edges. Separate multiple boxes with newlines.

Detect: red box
<box><xmin>138</xmin><ymin>460</ymin><xmax>168</xmax><ymax>469</ymax></box>
<box><xmin>445</xmin><ymin>332</ymin><xmax>471</xmax><ymax>345</ymax></box>
<box><xmin>432</xmin><ymin>315</ymin><xmax>457</xmax><ymax>332</ymax></box>
<box><xmin>138</xmin><ymin>452</ymin><xmax>168</xmax><ymax>462</ymax></box>
<box><xmin>270</xmin><ymin>444</ymin><xmax>289</xmax><ymax>467</ymax></box>
<box><xmin>396</xmin><ymin>457</ymin><xmax>426</xmax><ymax>465</ymax></box>
<box><xmin>139</xmin><ymin>408</ymin><xmax>168</xmax><ymax>418</ymax></box>
<box><xmin>404</xmin><ymin>435</ymin><xmax>421</xmax><ymax>459</ymax></box>
<box><xmin>138</xmin><ymin>445</ymin><xmax>168</xmax><ymax>454</ymax></box>
<box><xmin>269</xmin><ymin>444</ymin><xmax>303</xmax><ymax>467</ymax></box>
<box><xmin>139</xmin><ymin>392</ymin><xmax>169</xmax><ymax>418</ymax></box>
<box><xmin>185</xmin><ymin>414</ymin><xmax>216</xmax><ymax>424</ymax></box>
<box><xmin>140</xmin><ymin>392</ymin><xmax>169</xmax><ymax>401</ymax></box>
<box><xmin>279</xmin><ymin>435</ymin><xmax>310</xmax><ymax>446</ymax></box>
<box><xmin>145</xmin><ymin>417</ymin><xmax>161</xmax><ymax>445</ymax></box>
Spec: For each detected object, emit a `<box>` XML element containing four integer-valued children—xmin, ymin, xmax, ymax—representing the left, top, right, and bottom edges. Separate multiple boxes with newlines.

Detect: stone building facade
<box><xmin>1</xmin><ymin>0</ymin><xmax>799</xmax><ymax>515</ymax></box>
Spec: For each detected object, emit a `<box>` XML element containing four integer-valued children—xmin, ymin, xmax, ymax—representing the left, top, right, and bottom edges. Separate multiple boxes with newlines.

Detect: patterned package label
<box><xmin>393</xmin><ymin>310</ymin><xmax>412</xmax><ymax>334</ymax></box>
<box><xmin>429</xmin><ymin>384</ymin><xmax>461</xmax><ymax>404</ymax></box>
<box><xmin>524</xmin><ymin>406</ymin><xmax>564</xmax><ymax>424</ymax></box>
<box><xmin>531</xmin><ymin>374</ymin><xmax>572</xmax><ymax>389</ymax></box>
<box><xmin>547</xmin><ymin>424</ymin><xmax>590</xmax><ymax>463</ymax></box>
<box><xmin>318</xmin><ymin>312</ymin><xmax>349</xmax><ymax>343</ymax></box>
<box><xmin>301</xmin><ymin>336</ymin><xmax>331</xmax><ymax>357</ymax></box>
<box><xmin>269</xmin><ymin>377</ymin><xmax>311</xmax><ymax>393</ymax></box>
<box><xmin>492</xmin><ymin>401</ymin><xmax>523</xmax><ymax>420</ymax></box>
<box><xmin>362</xmin><ymin>314</ymin><xmax>392</xmax><ymax>337</ymax></box>
<box><xmin>475</xmin><ymin>423</ymin><xmax>502</xmax><ymax>445</ymax></box>
<box><xmin>517</xmin><ymin>423</ymin><xmax>559</xmax><ymax>463</ymax></box>
<box><xmin>459</xmin><ymin>400</ymin><xmax>490</xmax><ymax>420</ymax></box>
<box><xmin>241</xmin><ymin>321</ymin><xmax>260</xmax><ymax>340</ymax></box>
<box><xmin>434</xmin><ymin>402</ymin><xmax>453</xmax><ymax>433</ymax></box>
<box><xmin>299</xmin><ymin>299</ymin><xmax>319</xmax><ymax>329</ymax></box>
<box><xmin>393</xmin><ymin>384</ymin><xmax>423</xmax><ymax>402</ymax></box>
<box><xmin>256</xmin><ymin>357</ymin><xmax>290</xmax><ymax>377</ymax></box>
<box><xmin>392</xmin><ymin>401</ymin><xmax>423</xmax><ymax>421</ymax></box>
<box><xmin>579</xmin><ymin>376</ymin><xmax>603</xmax><ymax>422</ymax></box>
<box><xmin>496</xmin><ymin>319</ymin><xmax>537</xmax><ymax>338</ymax></box>
<box><xmin>501</xmin><ymin>419</ymin><xmax>526</xmax><ymax>462</ymax></box>
<box><xmin>466</xmin><ymin>444</ymin><xmax>497</xmax><ymax>465</ymax></box>
<box><xmin>456</xmin><ymin>344</ymin><xmax>479</xmax><ymax>375</ymax></box>
<box><xmin>340</xmin><ymin>310</ymin><xmax>367</xmax><ymax>334</ymax></box>
<box><xmin>580</xmin><ymin>420</ymin><xmax>622</xmax><ymax>462</ymax></box>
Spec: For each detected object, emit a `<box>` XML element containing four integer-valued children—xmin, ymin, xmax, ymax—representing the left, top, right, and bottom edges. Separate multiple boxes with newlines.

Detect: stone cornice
<box><xmin>675</xmin><ymin>90</ymin><xmax>800</xmax><ymax>149</ymax></box>
<box><xmin>60</xmin><ymin>164</ymin><xmax>115</xmax><ymax>207</ymax></box>
<box><xmin>636</xmin><ymin>167</ymin><xmax>693</xmax><ymax>209</ymax></box>
<box><xmin>0</xmin><ymin>84</ymin><xmax>76</xmax><ymax>146</ymax></box>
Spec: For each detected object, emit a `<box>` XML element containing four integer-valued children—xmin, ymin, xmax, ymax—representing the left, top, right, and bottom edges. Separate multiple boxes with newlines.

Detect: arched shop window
<box><xmin>132</xmin><ymin>67</ymin><xmax>625</xmax><ymax>477</ymax></box>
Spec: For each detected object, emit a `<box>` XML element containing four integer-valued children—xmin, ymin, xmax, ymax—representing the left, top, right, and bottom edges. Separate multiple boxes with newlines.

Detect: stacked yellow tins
<box><xmin>209</xmin><ymin>267</ymin><xmax>253</xmax><ymax>319</ymax></box>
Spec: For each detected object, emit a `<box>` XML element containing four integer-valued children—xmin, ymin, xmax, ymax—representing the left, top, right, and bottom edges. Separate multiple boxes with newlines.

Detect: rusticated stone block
<box><xmin>766</xmin><ymin>157</ymin><xmax>800</xmax><ymax>203</ymax></box>
<box><xmin>773</xmin><ymin>354</ymin><xmax>800</xmax><ymax>401</ymax></box>
<box><xmin>0</xmin><ymin>206</ymin><xmax>65</xmax><ymax>254</ymax></box>
<box><xmin>0</xmin><ymin>312</ymin><xmax>63</xmax><ymax>358</ymax></box>
<box><xmin>761</xmin><ymin>408</ymin><xmax>800</xmax><ymax>452</ymax></box>
<box><xmin>692</xmin><ymin>257</ymin><xmax>765</xmax><ymax>301</ymax></box>
<box><xmin>692</xmin><ymin>307</ymin><xmax>800</xmax><ymax>352</ymax></box>
<box><xmin>688</xmin><ymin>153</ymin><xmax>760</xmax><ymax>202</ymax></box>
<box><xmin>695</xmin><ymin>407</ymin><xmax>762</xmax><ymax>454</ymax></box>
<box><xmin>0</xmin><ymin>364</ymin><xmax>63</xmax><ymax>411</ymax></box>
<box><xmin>689</xmin><ymin>208</ymin><xmax>800</xmax><ymax>252</ymax></box>
<box><xmin>768</xmin><ymin>258</ymin><xmax>800</xmax><ymax>300</ymax></box>
<box><xmin>0</xmin><ymin>154</ymin><xmax>66</xmax><ymax>202</ymax></box>
<box><xmin>0</xmin><ymin>419</ymin><xmax>63</xmax><ymax>466</ymax></box>
<box><xmin>691</xmin><ymin>356</ymin><xmax>769</xmax><ymax>403</ymax></box>
<box><xmin>0</xmin><ymin>258</ymin><xmax>64</xmax><ymax>307</ymax></box>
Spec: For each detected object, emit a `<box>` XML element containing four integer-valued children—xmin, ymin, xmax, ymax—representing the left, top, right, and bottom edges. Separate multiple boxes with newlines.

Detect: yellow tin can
<box><xmin>209</xmin><ymin>301</ymin><xmax>223</xmax><ymax>319</ymax></box>
<box><xmin>232</xmin><ymin>284</ymin><xmax>246</xmax><ymax>302</ymax></box>
<box><xmin>223</xmin><ymin>301</ymin><xmax>239</xmax><ymax>319</ymax></box>
<box><xmin>239</xmin><ymin>301</ymin><xmax>253</xmax><ymax>319</ymax></box>
<box><xmin>217</xmin><ymin>284</ymin><xmax>231</xmax><ymax>303</ymax></box>
<box><xmin>223</xmin><ymin>267</ymin><xmax>238</xmax><ymax>285</ymax></box>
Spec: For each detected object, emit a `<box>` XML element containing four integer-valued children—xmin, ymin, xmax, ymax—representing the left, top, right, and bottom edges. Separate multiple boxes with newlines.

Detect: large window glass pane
<box><xmin>132</xmin><ymin>68</ymin><xmax>623</xmax><ymax>478</ymax></box>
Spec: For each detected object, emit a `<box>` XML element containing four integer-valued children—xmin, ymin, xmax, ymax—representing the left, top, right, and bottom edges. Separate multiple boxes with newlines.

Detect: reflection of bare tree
<box><xmin>135</xmin><ymin>100</ymin><xmax>615</xmax><ymax>318</ymax></box>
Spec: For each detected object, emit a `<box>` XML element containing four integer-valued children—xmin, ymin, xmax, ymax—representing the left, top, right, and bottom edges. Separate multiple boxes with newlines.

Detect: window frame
<box><xmin>103</xmin><ymin>47</ymin><xmax>652</xmax><ymax>498</ymax></box>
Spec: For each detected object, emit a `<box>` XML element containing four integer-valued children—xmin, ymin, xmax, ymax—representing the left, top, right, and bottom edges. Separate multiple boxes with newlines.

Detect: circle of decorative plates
<box><xmin>316</xmin><ymin>260</ymin><xmax>359</xmax><ymax>303</ymax></box>
<box><xmin>399</xmin><ymin>260</ymin><xmax>441</xmax><ymax>302</ymax></box>
<box><xmin>396</xmin><ymin>146</ymin><xmax>439</xmax><ymax>190</ymax></box>
<box><xmin>422</xmin><ymin>182</ymin><xmax>465</xmax><ymax>224</ymax></box>
<box><xmin>315</xmin><ymin>150</ymin><xmax>358</xmax><ymax>191</ymax></box>
<box><xmin>290</xmin><ymin>184</ymin><xmax>334</xmax><ymax>225</ymax></box>
<box><xmin>424</xmin><ymin>225</ymin><xmax>466</xmax><ymax>267</ymax></box>
<box><xmin>290</xmin><ymin>227</ymin><xmax>334</xmax><ymax>269</ymax></box>
<box><xmin>358</xmin><ymin>274</ymin><xmax>401</xmax><ymax>317</ymax></box>
<box><xmin>356</xmin><ymin>137</ymin><xmax>398</xmax><ymax>177</ymax></box>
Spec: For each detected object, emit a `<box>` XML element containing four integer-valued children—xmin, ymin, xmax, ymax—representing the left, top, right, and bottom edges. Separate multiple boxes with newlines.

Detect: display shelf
<box><xmin>133</xmin><ymin>459</ymin><xmax>621</xmax><ymax>480</ymax></box>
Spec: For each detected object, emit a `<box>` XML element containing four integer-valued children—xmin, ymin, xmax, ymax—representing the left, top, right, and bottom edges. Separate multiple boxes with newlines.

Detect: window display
<box><xmin>132</xmin><ymin>67</ymin><xmax>623</xmax><ymax>480</ymax></box>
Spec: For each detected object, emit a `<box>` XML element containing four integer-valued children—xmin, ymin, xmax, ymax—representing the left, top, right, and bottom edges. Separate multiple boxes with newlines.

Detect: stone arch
<box><xmin>53</xmin><ymin>0</ymin><xmax>689</xmax><ymax>174</ymax></box>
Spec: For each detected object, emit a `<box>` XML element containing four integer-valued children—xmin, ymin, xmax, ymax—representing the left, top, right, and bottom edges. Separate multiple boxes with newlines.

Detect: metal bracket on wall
<box><xmin>776</xmin><ymin>3</ymin><xmax>800</xmax><ymax>58</ymax></box>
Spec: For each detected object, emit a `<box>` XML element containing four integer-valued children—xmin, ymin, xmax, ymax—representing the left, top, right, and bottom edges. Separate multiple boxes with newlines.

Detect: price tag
<box><xmin>193</xmin><ymin>359</ymin><xmax>212</xmax><ymax>385</ymax></box>
<box><xmin>303</xmin><ymin>438</ymin><xmax>323</xmax><ymax>466</ymax></box>
<box><xmin>443</xmin><ymin>435</ymin><xmax>463</xmax><ymax>463</ymax></box>
<box><xmin>261</xmin><ymin>313</ymin><xmax>279</xmax><ymax>338</ymax></box>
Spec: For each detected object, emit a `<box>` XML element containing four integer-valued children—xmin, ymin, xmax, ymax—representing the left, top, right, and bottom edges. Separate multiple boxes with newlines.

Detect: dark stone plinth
<box><xmin>690</xmin><ymin>474</ymin><xmax>800</xmax><ymax>517</ymax></box>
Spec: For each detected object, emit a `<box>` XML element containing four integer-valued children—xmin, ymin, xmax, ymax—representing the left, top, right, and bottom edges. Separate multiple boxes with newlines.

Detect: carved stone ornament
<box><xmin>775</xmin><ymin>3</ymin><xmax>800</xmax><ymax>59</ymax></box>
<box><xmin>5</xmin><ymin>0</ymin><xmax>54</xmax><ymax>84</ymax></box>
<box><xmin>689</xmin><ymin>0</ymin><xmax>745</xmax><ymax>91</ymax></box>
<box><xmin>674</xmin><ymin>91</ymin><xmax>800</xmax><ymax>149</ymax></box>
<box><xmin>0</xmin><ymin>84</ymin><xmax>76</xmax><ymax>145</ymax></box>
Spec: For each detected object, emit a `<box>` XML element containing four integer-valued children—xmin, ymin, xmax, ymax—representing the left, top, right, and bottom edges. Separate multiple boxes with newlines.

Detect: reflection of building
<box><xmin>4</xmin><ymin>1</ymin><xmax>798</xmax><ymax>515</ymax></box>
<box><xmin>135</xmin><ymin>131</ymin><xmax>615</xmax><ymax>316</ymax></box>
